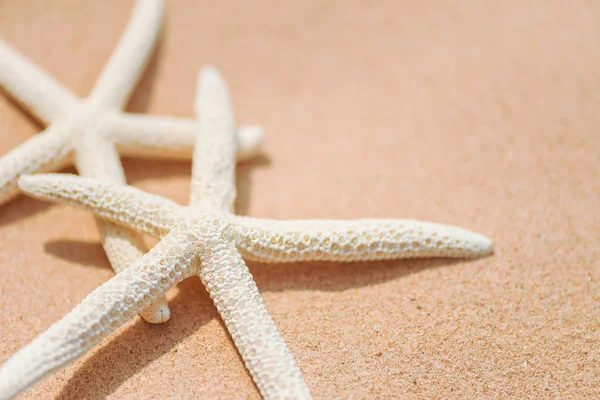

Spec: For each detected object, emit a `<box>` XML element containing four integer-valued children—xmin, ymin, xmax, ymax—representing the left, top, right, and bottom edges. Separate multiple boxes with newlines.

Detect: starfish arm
<box><xmin>109</xmin><ymin>113</ymin><xmax>265</xmax><ymax>161</ymax></box>
<box><xmin>190</xmin><ymin>67</ymin><xmax>237</xmax><ymax>210</ymax></box>
<box><xmin>97</xmin><ymin>222</ymin><xmax>171</xmax><ymax>323</ymax></box>
<box><xmin>73</xmin><ymin>135</ymin><xmax>171</xmax><ymax>323</ymax></box>
<box><xmin>18</xmin><ymin>174</ymin><xmax>180</xmax><ymax>238</ymax></box>
<box><xmin>232</xmin><ymin>217</ymin><xmax>494</xmax><ymax>262</ymax></box>
<box><xmin>73</xmin><ymin>131</ymin><xmax>127</xmax><ymax>185</ymax></box>
<box><xmin>0</xmin><ymin>126</ymin><xmax>72</xmax><ymax>206</ymax></box>
<box><xmin>0</xmin><ymin>230</ymin><xmax>198</xmax><ymax>400</ymax></box>
<box><xmin>89</xmin><ymin>0</ymin><xmax>163</xmax><ymax>109</ymax></box>
<box><xmin>198</xmin><ymin>237</ymin><xmax>311</xmax><ymax>399</ymax></box>
<box><xmin>234</xmin><ymin>124</ymin><xmax>265</xmax><ymax>160</ymax></box>
<box><xmin>0</xmin><ymin>40</ymin><xmax>78</xmax><ymax>124</ymax></box>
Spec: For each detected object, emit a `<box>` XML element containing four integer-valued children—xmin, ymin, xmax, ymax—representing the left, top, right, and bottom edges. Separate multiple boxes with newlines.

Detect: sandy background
<box><xmin>0</xmin><ymin>0</ymin><xmax>598</xmax><ymax>398</ymax></box>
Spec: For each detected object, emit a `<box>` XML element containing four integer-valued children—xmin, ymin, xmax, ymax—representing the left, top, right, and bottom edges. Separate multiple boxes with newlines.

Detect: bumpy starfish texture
<box><xmin>0</xmin><ymin>0</ymin><xmax>263</xmax><ymax>324</ymax></box>
<box><xmin>1</xmin><ymin>67</ymin><xmax>311</xmax><ymax>400</ymax></box>
<box><xmin>1</xmin><ymin>67</ymin><xmax>493</xmax><ymax>399</ymax></box>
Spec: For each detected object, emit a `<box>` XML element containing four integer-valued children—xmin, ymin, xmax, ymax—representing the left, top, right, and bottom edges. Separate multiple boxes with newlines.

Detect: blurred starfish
<box><xmin>0</xmin><ymin>0</ymin><xmax>263</xmax><ymax>323</ymax></box>
<box><xmin>0</xmin><ymin>67</ymin><xmax>493</xmax><ymax>399</ymax></box>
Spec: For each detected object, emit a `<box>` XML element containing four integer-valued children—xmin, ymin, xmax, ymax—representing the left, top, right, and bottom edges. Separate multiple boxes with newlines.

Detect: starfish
<box><xmin>0</xmin><ymin>0</ymin><xmax>263</xmax><ymax>324</ymax></box>
<box><xmin>0</xmin><ymin>66</ymin><xmax>493</xmax><ymax>398</ymax></box>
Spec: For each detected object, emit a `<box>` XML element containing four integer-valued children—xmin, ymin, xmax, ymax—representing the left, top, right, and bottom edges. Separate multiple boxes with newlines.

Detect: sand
<box><xmin>0</xmin><ymin>0</ymin><xmax>598</xmax><ymax>398</ymax></box>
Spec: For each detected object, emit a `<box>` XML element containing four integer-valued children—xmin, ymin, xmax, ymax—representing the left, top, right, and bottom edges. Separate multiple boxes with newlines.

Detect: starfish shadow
<box><xmin>50</xmin><ymin>252</ymin><xmax>456</xmax><ymax>398</ymax></box>
<box><xmin>0</xmin><ymin>195</ymin><xmax>53</xmax><ymax>227</ymax></box>
<box><xmin>250</xmin><ymin>258</ymin><xmax>460</xmax><ymax>293</ymax></box>
<box><xmin>44</xmin><ymin>240</ymin><xmax>109</xmax><ymax>268</ymax></box>
<box><xmin>55</xmin><ymin>278</ymin><xmax>218</xmax><ymax>400</ymax></box>
<box><xmin>0</xmin><ymin>165</ymin><xmax>77</xmax><ymax>227</ymax></box>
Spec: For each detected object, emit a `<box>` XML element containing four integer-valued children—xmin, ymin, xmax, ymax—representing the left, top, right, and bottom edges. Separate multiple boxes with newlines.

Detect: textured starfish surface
<box><xmin>0</xmin><ymin>0</ymin><xmax>263</xmax><ymax>324</ymax></box>
<box><xmin>0</xmin><ymin>66</ymin><xmax>493</xmax><ymax>399</ymax></box>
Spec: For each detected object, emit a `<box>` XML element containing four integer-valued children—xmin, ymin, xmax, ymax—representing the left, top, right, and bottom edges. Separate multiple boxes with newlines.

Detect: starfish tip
<box><xmin>238</xmin><ymin>125</ymin><xmax>266</xmax><ymax>151</ymax></box>
<box><xmin>196</xmin><ymin>66</ymin><xmax>227</xmax><ymax>97</ymax></box>
<box><xmin>198</xmin><ymin>65</ymin><xmax>222</xmax><ymax>82</ymax></box>
<box><xmin>18</xmin><ymin>173</ymin><xmax>69</xmax><ymax>197</ymax></box>
<box><xmin>141</xmin><ymin>302</ymin><xmax>171</xmax><ymax>324</ymax></box>
<box><xmin>474</xmin><ymin>233</ymin><xmax>494</xmax><ymax>257</ymax></box>
<box><xmin>16</xmin><ymin>174</ymin><xmax>39</xmax><ymax>193</ymax></box>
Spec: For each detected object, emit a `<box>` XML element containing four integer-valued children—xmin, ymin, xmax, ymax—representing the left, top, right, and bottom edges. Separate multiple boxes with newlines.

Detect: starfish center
<box><xmin>67</xmin><ymin>102</ymin><xmax>114</xmax><ymax>136</ymax></box>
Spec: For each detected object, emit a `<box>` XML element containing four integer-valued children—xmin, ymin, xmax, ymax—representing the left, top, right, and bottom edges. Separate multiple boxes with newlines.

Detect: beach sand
<box><xmin>0</xmin><ymin>0</ymin><xmax>598</xmax><ymax>398</ymax></box>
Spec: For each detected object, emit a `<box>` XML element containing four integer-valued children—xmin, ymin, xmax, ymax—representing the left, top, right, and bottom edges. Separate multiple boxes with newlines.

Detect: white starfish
<box><xmin>1</xmin><ymin>66</ymin><xmax>493</xmax><ymax>398</ymax></box>
<box><xmin>0</xmin><ymin>0</ymin><xmax>263</xmax><ymax>324</ymax></box>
